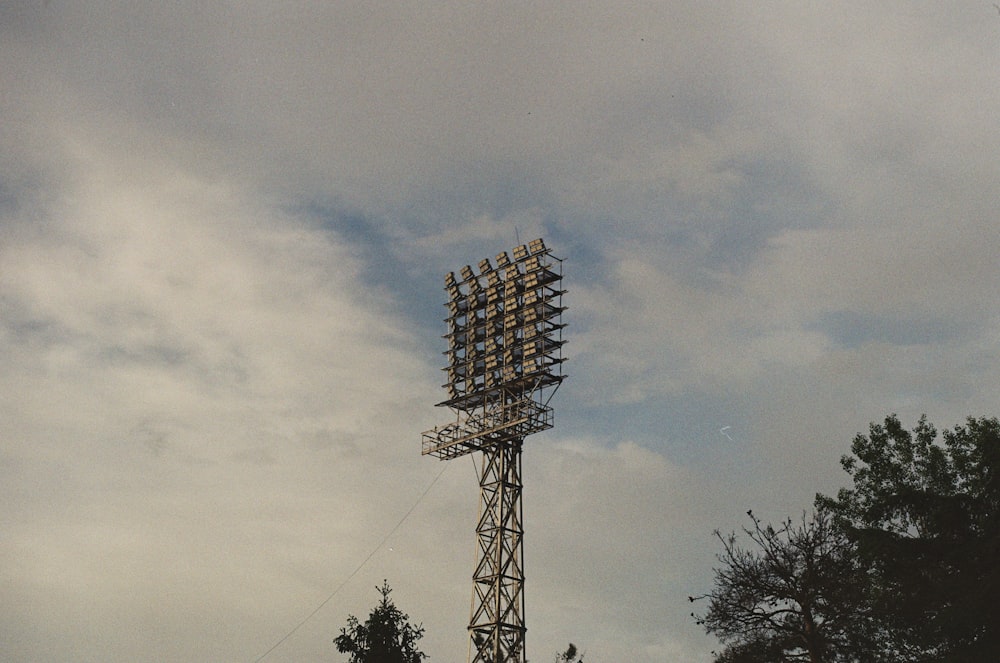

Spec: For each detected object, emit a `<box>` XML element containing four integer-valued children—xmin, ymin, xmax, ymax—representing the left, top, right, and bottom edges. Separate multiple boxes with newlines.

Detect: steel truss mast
<box><xmin>423</xmin><ymin>238</ymin><xmax>566</xmax><ymax>663</ymax></box>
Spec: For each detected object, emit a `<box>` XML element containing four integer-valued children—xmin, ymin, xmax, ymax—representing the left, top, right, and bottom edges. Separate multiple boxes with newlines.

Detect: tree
<box><xmin>334</xmin><ymin>580</ymin><xmax>428</xmax><ymax>663</ymax></box>
<box><xmin>817</xmin><ymin>414</ymin><xmax>1000</xmax><ymax>662</ymax></box>
<box><xmin>556</xmin><ymin>642</ymin><xmax>583</xmax><ymax>663</ymax></box>
<box><xmin>693</xmin><ymin>509</ymin><xmax>872</xmax><ymax>663</ymax></box>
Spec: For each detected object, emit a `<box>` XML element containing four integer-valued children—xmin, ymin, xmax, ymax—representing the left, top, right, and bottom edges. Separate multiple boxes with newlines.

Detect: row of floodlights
<box><xmin>445</xmin><ymin>269</ymin><xmax>561</xmax><ymax>323</ymax></box>
<box><xmin>444</xmin><ymin>348</ymin><xmax>564</xmax><ymax>401</ymax></box>
<box><xmin>445</xmin><ymin>238</ymin><xmax>550</xmax><ymax>290</ymax></box>
<box><xmin>447</xmin><ymin>336</ymin><xmax>563</xmax><ymax>376</ymax></box>
<box><xmin>448</xmin><ymin>310</ymin><xmax>560</xmax><ymax>344</ymax></box>
<box><xmin>446</xmin><ymin>301</ymin><xmax>564</xmax><ymax>347</ymax></box>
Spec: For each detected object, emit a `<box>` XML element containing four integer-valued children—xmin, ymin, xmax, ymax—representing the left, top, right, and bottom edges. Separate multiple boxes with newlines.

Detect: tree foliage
<box><xmin>817</xmin><ymin>414</ymin><xmax>1000</xmax><ymax>662</ymax></box>
<box><xmin>693</xmin><ymin>510</ymin><xmax>870</xmax><ymax>663</ymax></box>
<box><xmin>334</xmin><ymin>580</ymin><xmax>427</xmax><ymax>663</ymax></box>
<box><xmin>698</xmin><ymin>414</ymin><xmax>1000</xmax><ymax>662</ymax></box>
<box><xmin>556</xmin><ymin>642</ymin><xmax>583</xmax><ymax>663</ymax></box>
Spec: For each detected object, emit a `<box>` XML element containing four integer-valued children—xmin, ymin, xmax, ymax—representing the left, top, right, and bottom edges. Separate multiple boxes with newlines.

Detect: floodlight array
<box><xmin>440</xmin><ymin>238</ymin><xmax>565</xmax><ymax>411</ymax></box>
<box><xmin>422</xmin><ymin>238</ymin><xmax>566</xmax><ymax>459</ymax></box>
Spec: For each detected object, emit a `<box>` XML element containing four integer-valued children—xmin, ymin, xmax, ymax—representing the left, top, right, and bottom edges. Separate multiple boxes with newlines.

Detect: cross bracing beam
<box><xmin>421</xmin><ymin>398</ymin><xmax>552</xmax><ymax>460</ymax></box>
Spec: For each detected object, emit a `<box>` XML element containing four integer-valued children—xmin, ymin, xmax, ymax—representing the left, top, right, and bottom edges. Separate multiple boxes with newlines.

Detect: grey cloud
<box><xmin>815</xmin><ymin>310</ymin><xmax>970</xmax><ymax>349</ymax></box>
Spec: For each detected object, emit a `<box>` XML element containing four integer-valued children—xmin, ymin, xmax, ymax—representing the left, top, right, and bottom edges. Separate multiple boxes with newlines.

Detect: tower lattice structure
<box><xmin>423</xmin><ymin>238</ymin><xmax>566</xmax><ymax>663</ymax></box>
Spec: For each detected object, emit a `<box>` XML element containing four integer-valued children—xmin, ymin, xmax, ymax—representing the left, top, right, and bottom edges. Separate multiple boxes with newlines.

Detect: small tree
<box><xmin>693</xmin><ymin>510</ymin><xmax>871</xmax><ymax>663</ymax></box>
<box><xmin>334</xmin><ymin>580</ymin><xmax>427</xmax><ymax>663</ymax></box>
<box><xmin>556</xmin><ymin>642</ymin><xmax>583</xmax><ymax>663</ymax></box>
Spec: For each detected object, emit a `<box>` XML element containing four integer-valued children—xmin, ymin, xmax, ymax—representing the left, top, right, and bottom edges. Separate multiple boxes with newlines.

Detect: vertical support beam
<box><xmin>469</xmin><ymin>438</ymin><xmax>526</xmax><ymax>663</ymax></box>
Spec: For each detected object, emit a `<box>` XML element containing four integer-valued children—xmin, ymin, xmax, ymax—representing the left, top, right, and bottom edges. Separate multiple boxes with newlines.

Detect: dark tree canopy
<box><xmin>556</xmin><ymin>642</ymin><xmax>583</xmax><ymax>663</ymax></box>
<box><xmin>698</xmin><ymin>414</ymin><xmax>1000</xmax><ymax>662</ymax></box>
<box><xmin>334</xmin><ymin>580</ymin><xmax>427</xmax><ymax>663</ymax></box>
<box><xmin>817</xmin><ymin>414</ymin><xmax>1000</xmax><ymax>662</ymax></box>
<box><xmin>693</xmin><ymin>510</ymin><xmax>871</xmax><ymax>663</ymax></box>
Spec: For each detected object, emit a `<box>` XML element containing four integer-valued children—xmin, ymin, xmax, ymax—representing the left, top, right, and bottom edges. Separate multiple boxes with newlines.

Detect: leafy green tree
<box><xmin>693</xmin><ymin>510</ymin><xmax>873</xmax><ymax>663</ymax></box>
<box><xmin>334</xmin><ymin>580</ymin><xmax>428</xmax><ymax>663</ymax></box>
<box><xmin>817</xmin><ymin>414</ymin><xmax>1000</xmax><ymax>662</ymax></box>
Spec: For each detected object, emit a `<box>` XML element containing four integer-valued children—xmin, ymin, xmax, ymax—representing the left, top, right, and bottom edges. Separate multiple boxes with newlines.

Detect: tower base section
<box><xmin>468</xmin><ymin>439</ymin><xmax>526</xmax><ymax>663</ymax></box>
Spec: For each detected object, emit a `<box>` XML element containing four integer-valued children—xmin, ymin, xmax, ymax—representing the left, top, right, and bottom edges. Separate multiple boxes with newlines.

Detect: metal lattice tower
<box><xmin>422</xmin><ymin>238</ymin><xmax>566</xmax><ymax>663</ymax></box>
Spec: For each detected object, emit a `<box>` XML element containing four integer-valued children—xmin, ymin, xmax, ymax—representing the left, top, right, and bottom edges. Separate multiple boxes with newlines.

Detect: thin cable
<box><xmin>251</xmin><ymin>462</ymin><xmax>449</xmax><ymax>663</ymax></box>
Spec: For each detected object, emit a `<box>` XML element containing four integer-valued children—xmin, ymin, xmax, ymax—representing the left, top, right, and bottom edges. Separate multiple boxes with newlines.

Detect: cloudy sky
<box><xmin>3</xmin><ymin>2</ymin><xmax>1000</xmax><ymax>661</ymax></box>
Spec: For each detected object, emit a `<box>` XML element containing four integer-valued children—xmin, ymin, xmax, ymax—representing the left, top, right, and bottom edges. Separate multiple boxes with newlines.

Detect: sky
<box><xmin>3</xmin><ymin>2</ymin><xmax>1000</xmax><ymax>662</ymax></box>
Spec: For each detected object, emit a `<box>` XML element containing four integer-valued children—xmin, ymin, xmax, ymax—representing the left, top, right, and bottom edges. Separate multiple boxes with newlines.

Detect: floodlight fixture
<box><xmin>422</xmin><ymin>239</ymin><xmax>566</xmax><ymax>663</ymax></box>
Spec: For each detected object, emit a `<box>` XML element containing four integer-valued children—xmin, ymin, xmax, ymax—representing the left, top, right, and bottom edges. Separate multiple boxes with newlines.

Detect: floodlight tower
<box><xmin>422</xmin><ymin>238</ymin><xmax>566</xmax><ymax>663</ymax></box>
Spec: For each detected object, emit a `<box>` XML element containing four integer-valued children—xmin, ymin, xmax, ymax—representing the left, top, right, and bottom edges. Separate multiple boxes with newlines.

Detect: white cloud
<box><xmin>0</xmin><ymin>129</ymin><xmax>442</xmax><ymax>662</ymax></box>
